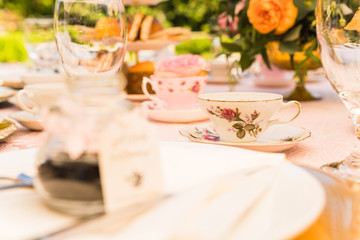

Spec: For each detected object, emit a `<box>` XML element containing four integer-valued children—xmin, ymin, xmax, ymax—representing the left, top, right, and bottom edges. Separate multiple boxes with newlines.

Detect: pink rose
<box><xmin>218</xmin><ymin>13</ymin><xmax>228</xmax><ymax>29</ymax></box>
<box><xmin>221</xmin><ymin>108</ymin><xmax>237</xmax><ymax>121</ymax></box>
<box><xmin>202</xmin><ymin>134</ymin><xmax>220</xmax><ymax>141</ymax></box>
<box><xmin>154</xmin><ymin>54</ymin><xmax>208</xmax><ymax>78</ymax></box>
<box><xmin>218</xmin><ymin>12</ymin><xmax>239</xmax><ymax>33</ymax></box>
<box><xmin>191</xmin><ymin>81</ymin><xmax>200</xmax><ymax>93</ymax></box>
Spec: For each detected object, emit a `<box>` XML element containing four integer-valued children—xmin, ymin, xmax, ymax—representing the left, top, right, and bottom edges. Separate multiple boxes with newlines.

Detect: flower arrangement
<box><xmin>215</xmin><ymin>0</ymin><xmax>321</xmax><ymax>86</ymax></box>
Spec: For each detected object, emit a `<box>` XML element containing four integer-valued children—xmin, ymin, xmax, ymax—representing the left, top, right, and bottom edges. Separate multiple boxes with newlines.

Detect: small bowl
<box><xmin>9</xmin><ymin>111</ymin><xmax>43</xmax><ymax>131</ymax></box>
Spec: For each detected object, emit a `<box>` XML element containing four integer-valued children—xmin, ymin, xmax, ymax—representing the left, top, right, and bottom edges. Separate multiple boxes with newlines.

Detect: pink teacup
<box><xmin>142</xmin><ymin>75</ymin><xmax>207</xmax><ymax>110</ymax></box>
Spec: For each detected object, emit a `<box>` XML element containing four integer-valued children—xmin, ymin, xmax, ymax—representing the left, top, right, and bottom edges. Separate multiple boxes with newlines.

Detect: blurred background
<box><xmin>0</xmin><ymin>0</ymin><xmax>222</xmax><ymax>63</ymax></box>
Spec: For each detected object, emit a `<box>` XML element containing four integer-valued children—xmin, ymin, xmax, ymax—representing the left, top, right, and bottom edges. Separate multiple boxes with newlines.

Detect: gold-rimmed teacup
<box><xmin>199</xmin><ymin>92</ymin><xmax>301</xmax><ymax>142</ymax></box>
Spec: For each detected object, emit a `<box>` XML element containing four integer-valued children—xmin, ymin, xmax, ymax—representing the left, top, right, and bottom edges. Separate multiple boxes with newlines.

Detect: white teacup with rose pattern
<box><xmin>142</xmin><ymin>54</ymin><xmax>208</xmax><ymax>110</ymax></box>
<box><xmin>142</xmin><ymin>75</ymin><xmax>207</xmax><ymax>110</ymax></box>
<box><xmin>199</xmin><ymin>92</ymin><xmax>301</xmax><ymax>142</ymax></box>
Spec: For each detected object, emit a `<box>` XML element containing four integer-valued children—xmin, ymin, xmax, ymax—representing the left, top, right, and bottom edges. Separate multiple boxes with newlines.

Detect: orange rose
<box><xmin>345</xmin><ymin>8</ymin><xmax>360</xmax><ymax>32</ymax></box>
<box><xmin>247</xmin><ymin>0</ymin><xmax>298</xmax><ymax>35</ymax></box>
<box><xmin>95</xmin><ymin>17</ymin><xmax>121</xmax><ymax>39</ymax></box>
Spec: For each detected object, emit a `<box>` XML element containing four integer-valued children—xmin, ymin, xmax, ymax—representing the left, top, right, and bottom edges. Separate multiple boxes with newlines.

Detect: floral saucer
<box><xmin>179</xmin><ymin>123</ymin><xmax>311</xmax><ymax>152</ymax></box>
<box><xmin>142</xmin><ymin>101</ymin><xmax>209</xmax><ymax>123</ymax></box>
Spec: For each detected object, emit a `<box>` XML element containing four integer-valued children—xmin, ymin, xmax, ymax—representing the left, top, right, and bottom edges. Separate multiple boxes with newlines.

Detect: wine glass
<box><xmin>54</xmin><ymin>0</ymin><xmax>127</xmax><ymax>95</ymax></box>
<box><xmin>317</xmin><ymin>0</ymin><xmax>360</xmax><ymax>181</ymax></box>
<box><xmin>24</xmin><ymin>18</ymin><xmax>59</xmax><ymax>72</ymax></box>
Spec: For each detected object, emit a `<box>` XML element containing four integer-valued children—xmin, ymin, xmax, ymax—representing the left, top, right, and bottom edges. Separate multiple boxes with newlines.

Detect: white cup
<box><xmin>199</xmin><ymin>92</ymin><xmax>301</xmax><ymax>142</ymax></box>
<box><xmin>16</xmin><ymin>82</ymin><xmax>67</xmax><ymax>114</ymax></box>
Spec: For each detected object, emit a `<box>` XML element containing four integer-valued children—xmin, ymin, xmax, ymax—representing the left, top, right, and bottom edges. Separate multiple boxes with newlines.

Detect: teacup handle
<box><xmin>16</xmin><ymin>90</ymin><xmax>38</xmax><ymax>114</ymax></box>
<box><xmin>142</xmin><ymin>77</ymin><xmax>165</xmax><ymax>107</ymax></box>
<box><xmin>267</xmin><ymin>101</ymin><xmax>302</xmax><ymax>127</ymax></box>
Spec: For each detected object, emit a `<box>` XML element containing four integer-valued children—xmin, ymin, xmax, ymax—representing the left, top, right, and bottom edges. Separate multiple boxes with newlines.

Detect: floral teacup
<box><xmin>142</xmin><ymin>75</ymin><xmax>207</xmax><ymax>110</ymax></box>
<box><xmin>199</xmin><ymin>92</ymin><xmax>301</xmax><ymax>142</ymax></box>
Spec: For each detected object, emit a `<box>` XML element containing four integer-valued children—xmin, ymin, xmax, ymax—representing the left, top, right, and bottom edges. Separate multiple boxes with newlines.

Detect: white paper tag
<box><xmin>99</xmin><ymin>112</ymin><xmax>164</xmax><ymax>213</ymax></box>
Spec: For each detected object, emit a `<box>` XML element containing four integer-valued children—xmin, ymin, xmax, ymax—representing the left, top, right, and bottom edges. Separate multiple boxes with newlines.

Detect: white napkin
<box><xmin>108</xmin><ymin>163</ymin><xmax>282</xmax><ymax>240</ymax></box>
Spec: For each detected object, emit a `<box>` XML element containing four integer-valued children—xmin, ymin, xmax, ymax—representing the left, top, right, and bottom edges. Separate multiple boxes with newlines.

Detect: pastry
<box><xmin>128</xmin><ymin>12</ymin><xmax>144</xmax><ymax>41</ymax></box>
<box><xmin>149</xmin><ymin>27</ymin><xmax>191</xmax><ymax>41</ymax></box>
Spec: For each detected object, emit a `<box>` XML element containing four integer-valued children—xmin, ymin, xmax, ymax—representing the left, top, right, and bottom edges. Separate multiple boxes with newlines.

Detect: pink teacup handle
<box><xmin>142</xmin><ymin>77</ymin><xmax>165</xmax><ymax>108</ymax></box>
<box><xmin>16</xmin><ymin>90</ymin><xmax>39</xmax><ymax>114</ymax></box>
<box><xmin>267</xmin><ymin>101</ymin><xmax>301</xmax><ymax>127</ymax></box>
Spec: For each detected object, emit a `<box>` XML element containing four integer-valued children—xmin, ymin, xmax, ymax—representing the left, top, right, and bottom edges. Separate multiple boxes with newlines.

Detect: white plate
<box><xmin>161</xmin><ymin>142</ymin><xmax>325</xmax><ymax>240</ymax></box>
<box><xmin>180</xmin><ymin>123</ymin><xmax>311</xmax><ymax>152</ymax></box>
<box><xmin>0</xmin><ymin>142</ymin><xmax>325</xmax><ymax>240</ymax></box>
<box><xmin>9</xmin><ymin>111</ymin><xmax>44</xmax><ymax>131</ymax></box>
<box><xmin>0</xmin><ymin>77</ymin><xmax>24</xmax><ymax>89</ymax></box>
<box><xmin>0</xmin><ymin>87</ymin><xmax>16</xmax><ymax>103</ymax></box>
<box><xmin>142</xmin><ymin>101</ymin><xmax>209</xmax><ymax>123</ymax></box>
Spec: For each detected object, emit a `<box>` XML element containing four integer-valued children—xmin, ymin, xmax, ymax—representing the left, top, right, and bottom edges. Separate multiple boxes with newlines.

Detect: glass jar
<box><xmin>35</xmin><ymin>95</ymin><xmax>163</xmax><ymax>216</ymax></box>
<box><xmin>34</xmin><ymin>96</ymin><xmax>114</xmax><ymax>216</ymax></box>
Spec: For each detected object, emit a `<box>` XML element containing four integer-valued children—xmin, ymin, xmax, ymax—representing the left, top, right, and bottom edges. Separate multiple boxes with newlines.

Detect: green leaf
<box><xmin>283</xmin><ymin>25</ymin><xmax>302</xmax><ymax>42</ymax></box>
<box><xmin>244</xmin><ymin>124</ymin><xmax>256</xmax><ymax>131</ymax></box>
<box><xmin>239</xmin><ymin>50</ymin><xmax>257</xmax><ymax>71</ymax></box>
<box><xmin>236</xmin><ymin>129</ymin><xmax>246</xmax><ymax>139</ymax></box>
<box><xmin>233</xmin><ymin>123</ymin><xmax>243</xmax><ymax>129</ymax></box>
<box><xmin>279</xmin><ymin>41</ymin><xmax>301</xmax><ymax>55</ymax></box>
<box><xmin>221</xmin><ymin>42</ymin><xmax>242</xmax><ymax>52</ymax></box>
<box><xmin>234</xmin><ymin>38</ymin><xmax>250</xmax><ymax>51</ymax></box>
<box><xmin>260</xmin><ymin>48</ymin><xmax>271</xmax><ymax>70</ymax></box>
<box><xmin>309</xmin><ymin>53</ymin><xmax>322</xmax><ymax>64</ymax></box>
<box><xmin>294</xmin><ymin>0</ymin><xmax>315</xmax><ymax>21</ymax></box>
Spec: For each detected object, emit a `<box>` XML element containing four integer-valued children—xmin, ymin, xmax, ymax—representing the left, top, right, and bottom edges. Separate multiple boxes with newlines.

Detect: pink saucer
<box><xmin>142</xmin><ymin>101</ymin><xmax>209</xmax><ymax>123</ymax></box>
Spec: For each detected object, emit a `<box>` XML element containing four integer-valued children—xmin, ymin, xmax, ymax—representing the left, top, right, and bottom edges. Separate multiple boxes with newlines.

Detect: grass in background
<box><xmin>0</xmin><ymin>31</ymin><xmax>28</xmax><ymax>62</ymax></box>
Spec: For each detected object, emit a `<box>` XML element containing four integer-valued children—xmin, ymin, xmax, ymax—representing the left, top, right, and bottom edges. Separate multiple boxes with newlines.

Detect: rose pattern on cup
<box><xmin>188</xmin><ymin>81</ymin><xmax>200</xmax><ymax>93</ymax></box>
<box><xmin>207</xmin><ymin>106</ymin><xmax>263</xmax><ymax>140</ymax></box>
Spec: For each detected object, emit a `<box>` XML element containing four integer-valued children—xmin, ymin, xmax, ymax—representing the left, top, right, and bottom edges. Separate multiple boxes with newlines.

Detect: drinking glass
<box><xmin>317</xmin><ymin>0</ymin><xmax>360</xmax><ymax>181</ymax></box>
<box><xmin>24</xmin><ymin>18</ymin><xmax>59</xmax><ymax>72</ymax></box>
<box><xmin>54</xmin><ymin>0</ymin><xmax>127</xmax><ymax>95</ymax></box>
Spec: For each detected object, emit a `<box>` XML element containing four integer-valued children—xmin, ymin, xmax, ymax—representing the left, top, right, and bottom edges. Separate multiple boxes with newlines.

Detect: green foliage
<box><xmin>155</xmin><ymin>0</ymin><xmax>221</xmax><ymax>31</ymax></box>
<box><xmin>175</xmin><ymin>39</ymin><xmax>213</xmax><ymax>59</ymax></box>
<box><xmin>1</xmin><ymin>0</ymin><xmax>222</xmax><ymax>31</ymax></box>
<box><xmin>0</xmin><ymin>0</ymin><xmax>54</xmax><ymax>18</ymax></box>
<box><xmin>217</xmin><ymin>0</ymin><xmax>320</xmax><ymax>78</ymax></box>
<box><xmin>0</xmin><ymin>32</ymin><xmax>28</xmax><ymax>62</ymax></box>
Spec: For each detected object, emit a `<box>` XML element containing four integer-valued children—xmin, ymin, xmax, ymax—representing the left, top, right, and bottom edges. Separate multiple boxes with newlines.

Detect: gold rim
<box><xmin>199</xmin><ymin>92</ymin><xmax>283</xmax><ymax>103</ymax></box>
<box><xmin>0</xmin><ymin>121</ymin><xmax>18</xmax><ymax>140</ymax></box>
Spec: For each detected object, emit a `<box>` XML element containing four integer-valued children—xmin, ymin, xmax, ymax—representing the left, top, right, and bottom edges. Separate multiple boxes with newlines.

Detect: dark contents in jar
<box><xmin>37</xmin><ymin>152</ymin><xmax>103</xmax><ymax>201</ymax></box>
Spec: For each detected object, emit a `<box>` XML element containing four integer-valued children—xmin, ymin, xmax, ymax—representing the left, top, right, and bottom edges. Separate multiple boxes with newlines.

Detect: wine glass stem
<box><xmin>339</xmin><ymin>118</ymin><xmax>360</xmax><ymax>180</ymax></box>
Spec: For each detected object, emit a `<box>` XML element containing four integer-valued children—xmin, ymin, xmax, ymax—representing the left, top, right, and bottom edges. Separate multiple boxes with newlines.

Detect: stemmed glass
<box><xmin>317</xmin><ymin>0</ymin><xmax>360</xmax><ymax>181</ymax></box>
<box><xmin>24</xmin><ymin>18</ymin><xmax>59</xmax><ymax>72</ymax></box>
<box><xmin>54</xmin><ymin>0</ymin><xmax>127</xmax><ymax>95</ymax></box>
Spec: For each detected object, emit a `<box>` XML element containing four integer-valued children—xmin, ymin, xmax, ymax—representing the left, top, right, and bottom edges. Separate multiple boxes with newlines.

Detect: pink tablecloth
<box><xmin>0</xmin><ymin>75</ymin><xmax>352</xmax><ymax>169</ymax></box>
